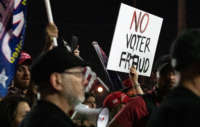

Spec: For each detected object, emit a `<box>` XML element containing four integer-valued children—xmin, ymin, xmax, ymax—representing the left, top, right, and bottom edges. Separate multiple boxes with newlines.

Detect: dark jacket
<box><xmin>20</xmin><ymin>100</ymin><xmax>76</xmax><ymax>127</ymax></box>
<box><xmin>147</xmin><ymin>86</ymin><xmax>200</xmax><ymax>127</ymax></box>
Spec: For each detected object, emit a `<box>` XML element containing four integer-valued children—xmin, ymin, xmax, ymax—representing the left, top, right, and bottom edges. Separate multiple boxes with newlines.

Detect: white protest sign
<box><xmin>107</xmin><ymin>3</ymin><xmax>163</xmax><ymax>76</ymax></box>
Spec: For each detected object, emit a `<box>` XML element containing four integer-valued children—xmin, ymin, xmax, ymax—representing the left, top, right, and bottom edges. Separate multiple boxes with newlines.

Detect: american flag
<box><xmin>92</xmin><ymin>41</ymin><xmax>124</xmax><ymax>91</ymax></box>
<box><xmin>0</xmin><ymin>0</ymin><xmax>28</xmax><ymax>97</ymax></box>
<box><xmin>84</xmin><ymin>66</ymin><xmax>109</xmax><ymax>93</ymax></box>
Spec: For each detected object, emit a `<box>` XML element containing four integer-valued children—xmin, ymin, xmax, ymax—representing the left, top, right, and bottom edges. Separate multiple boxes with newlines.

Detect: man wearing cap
<box><xmin>20</xmin><ymin>46</ymin><xmax>88</xmax><ymax>127</ymax></box>
<box><xmin>153</xmin><ymin>55</ymin><xmax>178</xmax><ymax>102</ymax></box>
<box><xmin>8</xmin><ymin>51</ymin><xmax>32</xmax><ymax>97</ymax></box>
<box><xmin>147</xmin><ymin>29</ymin><xmax>200</xmax><ymax>127</ymax></box>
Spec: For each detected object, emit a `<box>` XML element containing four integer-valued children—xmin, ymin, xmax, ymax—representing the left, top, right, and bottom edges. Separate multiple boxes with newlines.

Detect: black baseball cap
<box><xmin>170</xmin><ymin>29</ymin><xmax>200</xmax><ymax>71</ymax></box>
<box><xmin>31</xmin><ymin>46</ymin><xmax>87</xmax><ymax>84</ymax></box>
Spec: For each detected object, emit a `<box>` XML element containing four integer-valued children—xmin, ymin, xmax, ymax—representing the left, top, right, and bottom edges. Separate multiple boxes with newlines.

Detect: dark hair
<box><xmin>155</xmin><ymin>55</ymin><xmax>175</xmax><ymax>78</ymax></box>
<box><xmin>85</xmin><ymin>93</ymin><xmax>95</xmax><ymax>100</ymax></box>
<box><xmin>158</xmin><ymin>63</ymin><xmax>175</xmax><ymax>77</ymax></box>
<box><xmin>170</xmin><ymin>29</ymin><xmax>200</xmax><ymax>71</ymax></box>
<box><xmin>0</xmin><ymin>95</ymin><xmax>30</xmax><ymax>127</ymax></box>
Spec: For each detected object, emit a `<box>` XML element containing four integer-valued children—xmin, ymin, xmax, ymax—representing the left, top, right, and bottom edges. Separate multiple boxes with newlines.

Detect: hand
<box><xmin>46</xmin><ymin>23</ymin><xmax>58</xmax><ymax>38</ymax></box>
<box><xmin>73</xmin><ymin>45</ymin><xmax>80</xmax><ymax>57</ymax></box>
<box><xmin>44</xmin><ymin>23</ymin><xmax>58</xmax><ymax>51</ymax></box>
<box><xmin>129</xmin><ymin>66</ymin><xmax>139</xmax><ymax>86</ymax></box>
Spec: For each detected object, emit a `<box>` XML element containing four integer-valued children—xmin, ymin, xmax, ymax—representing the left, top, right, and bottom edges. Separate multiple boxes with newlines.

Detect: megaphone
<box><xmin>74</xmin><ymin>103</ymin><xmax>102</xmax><ymax>115</ymax></box>
<box><xmin>71</xmin><ymin>67</ymin><xmax>111</xmax><ymax>126</ymax></box>
<box><xmin>71</xmin><ymin>104</ymin><xmax>110</xmax><ymax>127</ymax></box>
<box><xmin>71</xmin><ymin>103</ymin><xmax>102</xmax><ymax>126</ymax></box>
<box><xmin>97</xmin><ymin>108</ymin><xmax>110</xmax><ymax>127</ymax></box>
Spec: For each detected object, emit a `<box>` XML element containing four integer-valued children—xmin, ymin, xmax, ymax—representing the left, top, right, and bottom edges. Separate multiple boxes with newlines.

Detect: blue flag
<box><xmin>0</xmin><ymin>0</ymin><xmax>28</xmax><ymax>97</ymax></box>
<box><xmin>92</xmin><ymin>41</ymin><xmax>124</xmax><ymax>91</ymax></box>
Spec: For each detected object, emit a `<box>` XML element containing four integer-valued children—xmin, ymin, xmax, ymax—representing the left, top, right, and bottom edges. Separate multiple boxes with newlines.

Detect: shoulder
<box><xmin>21</xmin><ymin>101</ymin><xmax>75</xmax><ymax>127</ymax></box>
<box><xmin>21</xmin><ymin>110</ymin><xmax>74</xmax><ymax>127</ymax></box>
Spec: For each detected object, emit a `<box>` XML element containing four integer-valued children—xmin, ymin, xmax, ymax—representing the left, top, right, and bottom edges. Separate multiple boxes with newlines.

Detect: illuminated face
<box><xmin>14</xmin><ymin>64</ymin><xmax>31</xmax><ymax>89</ymax></box>
<box><xmin>61</xmin><ymin>67</ymin><xmax>87</xmax><ymax>107</ymax></box>
<box><xmin>166</xmin><ymin>71</ymin><xmax>178</xmax><ymax>88</ymax></box>
<box><xmin>158</xmin><ymin>70</ymin><xmax>178</xmax><ymax>91</ymax></box>
<box><xmin>14</xmin><ymin>101</ymin><xmax>30</xmax><ymax>127</ymax></box>
<box><xmin>84</xmin><ymin>96</ymin><xmax>96</xmax><ymax>108</ymax></box>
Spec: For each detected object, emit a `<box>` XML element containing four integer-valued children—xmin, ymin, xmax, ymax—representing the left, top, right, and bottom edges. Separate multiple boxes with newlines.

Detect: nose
<box><xmin>169</xmin><ymin>74</ymin><xmax>176</xmax><ymax>81</ymax></box>
<box><xmin>24</xmin><ymin>66</ymin><xmax>30</xmax><ymax>77</ymax></box>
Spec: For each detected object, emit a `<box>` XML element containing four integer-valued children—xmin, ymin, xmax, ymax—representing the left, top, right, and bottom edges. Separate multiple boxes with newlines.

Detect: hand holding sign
<box><xmin>129</xmin><ymin>66</ymin><xmax>144</xmax><ymax>94</ymax></box>
<box><xmin>129</xmin><ymin>66</ymin><xmax>139</xmax><ymax>86</ymax></box>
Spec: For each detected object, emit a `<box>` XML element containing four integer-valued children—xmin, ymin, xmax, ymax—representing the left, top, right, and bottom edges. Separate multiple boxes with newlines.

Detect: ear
<box><xmin>49</xmin><ymin>72</ymin><xmax>63</xmax><ymax>91</ymax></box>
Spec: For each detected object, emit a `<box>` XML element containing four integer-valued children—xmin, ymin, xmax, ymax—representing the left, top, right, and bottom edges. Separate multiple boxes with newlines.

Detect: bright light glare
<box><xmin>97</xmin><ymin>87</ymin><xmax>103</xmax><ymax>93</ymax></box>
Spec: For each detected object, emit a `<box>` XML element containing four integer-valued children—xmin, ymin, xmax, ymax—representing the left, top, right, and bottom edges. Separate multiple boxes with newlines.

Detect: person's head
<box><xmin>103</xmin><ymin>91</ymin><xmax>130</xmax><ymax>119</ymax></box>
<box><xmin>0</xmin><ymin>96</ymin><xmax>31</xmax><ymax>127</ymax></box>
<box><xmin>170</xmin><ymin>29</ymin><xmax>200</xmax><ymax>95</ymax></box>
<box><xmin>14</xmin><ymin>51</ymin><xmax>32</xmax><ymax>90</ymax></box>
<box><xmin>156</xmin><ymin>55</ymin><xmax>178</xmax><ymax>91</ymax></box>
<box><xmin>84</xmin><ymin>93</ymin><xmax>96</xmax><ymax>108</ymax></box>
<box><xmin>157</xmin><ymin>63</ymin><xmax>178</xmax><ymax>90</ymax></box>
<box><xmin>31</xmin><ymin>46</ymin><xmax>88</xmax><ymax>109</ymax></box>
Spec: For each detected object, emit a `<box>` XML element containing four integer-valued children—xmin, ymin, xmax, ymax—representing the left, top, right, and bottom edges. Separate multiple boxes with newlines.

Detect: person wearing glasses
<box><xmin>20</xmin><ymin>46</ymin><xmax>88</xmax><ymax>127</ymax></box>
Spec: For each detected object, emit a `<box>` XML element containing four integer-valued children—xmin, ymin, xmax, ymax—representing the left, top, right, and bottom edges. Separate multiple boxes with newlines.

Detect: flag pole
<box><xmin>92</xmin><ymin>41</ymin><xmax>116</xmax><ymax>91</ymax></box>
<box><xmin>44</xmin><ymin>0</ymin><xmax>58</xmax><ymax>46</ymax></box>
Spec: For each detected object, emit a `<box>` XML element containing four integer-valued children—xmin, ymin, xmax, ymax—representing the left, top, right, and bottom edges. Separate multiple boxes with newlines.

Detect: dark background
<box><xmin>23</xmin><ymin>0</ymin><xmax>200</xmax><ymax>88</ymax></box>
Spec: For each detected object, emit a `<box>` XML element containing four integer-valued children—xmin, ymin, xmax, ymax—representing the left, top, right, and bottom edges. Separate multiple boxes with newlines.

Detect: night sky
<box><xmin>24</xmin><ymin>0</ymin><xmax>200</xmax><ymax>84</ymax></box>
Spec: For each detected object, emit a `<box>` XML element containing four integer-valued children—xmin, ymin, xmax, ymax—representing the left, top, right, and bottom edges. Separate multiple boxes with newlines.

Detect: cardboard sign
<box><xmin>107</xmin><ymin>3</ymin><xmax>163</xmax><ymax>76</ymax></box>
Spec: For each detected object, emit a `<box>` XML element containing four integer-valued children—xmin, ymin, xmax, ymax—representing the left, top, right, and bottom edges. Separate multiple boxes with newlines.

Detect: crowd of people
<box><xmin>0</xmin><ymin>21</ymin><xmax>200</xmax><ymax>127</ymax></box>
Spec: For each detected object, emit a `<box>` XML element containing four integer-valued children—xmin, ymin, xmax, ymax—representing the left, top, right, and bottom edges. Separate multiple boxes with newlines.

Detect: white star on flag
<box><xmin>0</xmin><ymin>68</ymin><xmax>8</xmax><ymax>88</ymax></box>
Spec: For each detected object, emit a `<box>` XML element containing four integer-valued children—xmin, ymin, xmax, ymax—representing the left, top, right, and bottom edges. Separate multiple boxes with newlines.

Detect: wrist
<box><xmin>134</xmin><ymin>82</ymin><xmax>141</xmax><ymax>89</ymax></box>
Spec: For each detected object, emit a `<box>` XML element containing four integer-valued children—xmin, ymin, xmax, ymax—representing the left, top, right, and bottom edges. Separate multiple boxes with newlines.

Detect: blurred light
<box><xmin>97</xmin><ymin>86</ymin><xmax>103</xmax><ymax>93</ymax></box>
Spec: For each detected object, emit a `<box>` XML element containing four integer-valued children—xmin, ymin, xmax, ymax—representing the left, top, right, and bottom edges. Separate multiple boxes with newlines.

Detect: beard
<box><xmin>15</xmin><ymin>80</ymin><xmax>30</xmax><ymax>90</ymax></box>
<box><xmin>64</xmin><ymin>92</ymin><xmax>85</xmax><ymax>108</ymax></box>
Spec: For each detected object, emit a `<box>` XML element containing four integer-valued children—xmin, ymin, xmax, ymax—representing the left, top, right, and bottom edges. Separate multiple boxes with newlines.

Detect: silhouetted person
<box><xmin>147</xmin><ymin>29</ymin><xmax>200</xmax><ymax>127</ymax></box>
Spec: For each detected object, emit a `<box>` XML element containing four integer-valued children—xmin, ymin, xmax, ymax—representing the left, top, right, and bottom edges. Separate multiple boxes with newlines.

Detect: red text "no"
<box><xmin>130</xmin><ymin>10</ymin><xmax>149</xmax><ymax>33</ymax></box>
